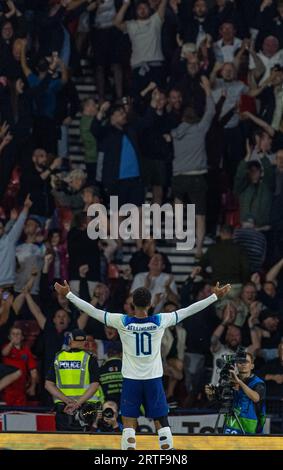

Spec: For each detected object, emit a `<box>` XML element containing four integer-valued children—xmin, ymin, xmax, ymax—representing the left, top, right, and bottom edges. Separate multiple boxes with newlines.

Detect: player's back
<box><xmin>105</xmin><ymin>311</ymin><xmax>177</xmax><ymax>380</ymax></box>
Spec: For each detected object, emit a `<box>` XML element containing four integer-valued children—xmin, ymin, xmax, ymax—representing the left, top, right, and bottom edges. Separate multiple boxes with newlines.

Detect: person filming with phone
<box><xmin>205</xmin><ymin>352</ymin><xmax>266</xmax><ymax>434</ymax></box>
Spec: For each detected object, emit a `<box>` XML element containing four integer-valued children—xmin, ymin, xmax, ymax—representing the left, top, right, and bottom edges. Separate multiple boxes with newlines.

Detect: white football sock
<box><xmin>121</xmin><ymin>427</ymin><xmax>136</xmax><ymax>450</ymax></box>
<box><xmin>158</xmin><ymin>426</ymin><xmax>173</xmax><ymax>450</ymax></box>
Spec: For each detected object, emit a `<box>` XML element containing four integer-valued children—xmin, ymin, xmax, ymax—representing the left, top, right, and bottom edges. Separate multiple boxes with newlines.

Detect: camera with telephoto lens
<box><xmin>102</xmin><ymin>407</ymin><xmax>114</xmax><ymax>419</ymax></box>
<box><xmin>214</xmin><ymin>346</ymin><xmax>247</xmax><ymax>413</ymax></box>
<box><xmin>96</xmin><ymin>407</ymin><xmax>117</xmax><ymax>432</ymax></box>
<box><xmin>74</xmin><ymin>402</ymin><xmax>101</xmax><ymax>429</ymax></box>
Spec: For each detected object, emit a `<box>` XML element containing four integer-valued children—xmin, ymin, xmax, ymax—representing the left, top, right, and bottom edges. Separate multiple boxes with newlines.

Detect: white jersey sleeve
<box><xmin>159</xmin><ymin>311</ymin><xmax>179</xmax><ymax>328</ymax></box>
<box><xmin>66</xmin><ymin>292</ymin><xmax>119</xmax><ymax>324</ymax></box>
<box><xmin>104</xmin><ymin>312</ymin><xmax>125</xmax><ymax>329</ymax></box>
<box><xmin>159</xmin><ymin>294</ymin><xmax>218</xmax><ymax>328</ymax></box>
<box><xmin>66</xmin><ymin>292</ymin><xmax>125</xmax><ymax>330</ymax></box>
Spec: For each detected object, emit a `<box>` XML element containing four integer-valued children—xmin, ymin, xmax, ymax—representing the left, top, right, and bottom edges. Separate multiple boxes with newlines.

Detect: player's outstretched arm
<box><xmin>54</xmin><ymin>281</ymin><xmax>106</xmax><ymax>323</ymax></box>
<box><xmin>175</xmin><ymin>282</ymin><xmax>231</xmax><ymax>322</ymax></box>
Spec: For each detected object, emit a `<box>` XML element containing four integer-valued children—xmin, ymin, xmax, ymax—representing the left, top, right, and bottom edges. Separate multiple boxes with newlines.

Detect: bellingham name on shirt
<box><xmin>127</xmin><ymin>325</ymin><xmax>158</xmax><ymax>332</ymax></box>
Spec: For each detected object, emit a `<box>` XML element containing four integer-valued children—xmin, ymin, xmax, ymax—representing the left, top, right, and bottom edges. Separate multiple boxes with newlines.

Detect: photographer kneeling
<box><xmin>205</xmin><ymin>352</ymin><xmax>266</xmax><ymax>434</ymax></box>
<box><xmin>92</xmin><ymin>400</ymin><xmax>122</xmax><ymax>433</ymax></box>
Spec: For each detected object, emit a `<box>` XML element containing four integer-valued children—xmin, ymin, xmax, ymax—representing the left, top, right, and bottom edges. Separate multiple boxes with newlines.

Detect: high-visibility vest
<box><xmin>224</xmin><ymin>375</ymin><xmax>266</xmax><ymax>434</ymax></box>
<box><xmin>54</xmin><ymin>350</ymin><xmax>103</xmax><ymax>404</ymax></box>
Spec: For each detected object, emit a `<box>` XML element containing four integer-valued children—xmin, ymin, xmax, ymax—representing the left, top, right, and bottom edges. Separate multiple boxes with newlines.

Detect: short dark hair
<box><xmin>136</xmin><ymin>0</ymin><xmax>149</xmax><ymax>9</ymax></box>
<box><xmin>109</xmin><ymin>104</ymin><xmax>124</xmax><ymax>117</ymax></box>
<box><xmin>132</xmin><ymin>287</ymin><xmax>151</xmax><ymax>308</ymax></box>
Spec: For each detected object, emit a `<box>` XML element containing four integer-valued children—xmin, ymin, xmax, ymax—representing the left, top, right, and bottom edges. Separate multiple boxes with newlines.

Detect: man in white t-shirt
<box><xmin>114</xmin><ymin>0</ymin><xmax>167</xmax><ymax>94</ymax></box>
<box><xmin>214</xmin><ymin>22</ymin><xmax>242</xmax><ymax>64</ymax></box>
<box><xmin>249</xmin><ymin>36</ymin><xmax>283</xmax><ymax>86</ymax></box>
<box><xmin>130</xmin><ymin>253</ymin><xmax>178</xmax><ymax>312</ymax></box>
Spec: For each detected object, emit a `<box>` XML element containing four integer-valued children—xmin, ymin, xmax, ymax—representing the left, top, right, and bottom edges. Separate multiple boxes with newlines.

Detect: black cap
<box><xmin>260</xmin><ymin>310</ymin><xmax>279</xmax><ymax>322</ymax></box>
<box><xmin>71</xmin><ymin>329</ymin><xmax>87</xmax><ymax>341</ymax></box>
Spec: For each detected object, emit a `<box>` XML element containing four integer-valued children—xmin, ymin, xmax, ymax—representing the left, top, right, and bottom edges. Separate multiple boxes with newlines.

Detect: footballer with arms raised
<box><xmin>55</xmin><ymin>280</ymin><xmax>231</xmax><ymax>450</ymax></box>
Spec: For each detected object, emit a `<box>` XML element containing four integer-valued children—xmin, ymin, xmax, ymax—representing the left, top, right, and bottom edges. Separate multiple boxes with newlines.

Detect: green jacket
<box><xmin>80</xmin><ymin>115</ymin><xmax>97</xmax><ymax>163</ymax></box>
<box><xmin>234</xmin><ymin>157</ymin><xmax>274</xmax><ymax>227</ymax></box>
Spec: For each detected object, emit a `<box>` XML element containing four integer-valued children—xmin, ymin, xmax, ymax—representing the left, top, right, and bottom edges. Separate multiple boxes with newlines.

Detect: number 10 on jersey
<box><xmin>133</xmin><ymin>332</ymin><xmax>152</xmax><ymax>356</ymax></box>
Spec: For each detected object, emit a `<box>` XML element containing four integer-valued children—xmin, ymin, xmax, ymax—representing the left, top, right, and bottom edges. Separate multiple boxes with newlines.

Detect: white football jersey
<box><xmin>105</xmin><ymin>312</ymin><xmax>178</xmax><ymax>380</ymax></box>
<box><xmin>66</xmin><ymin>291</ymin><xmax>218</xmax><ymax>381</ymax></box>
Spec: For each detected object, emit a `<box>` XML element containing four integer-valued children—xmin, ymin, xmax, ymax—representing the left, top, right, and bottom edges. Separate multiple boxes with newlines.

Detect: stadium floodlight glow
<box><xmin>87</xmin><ymin>196</ymin><xmax>196</xmax><ymax>251</ymax></box>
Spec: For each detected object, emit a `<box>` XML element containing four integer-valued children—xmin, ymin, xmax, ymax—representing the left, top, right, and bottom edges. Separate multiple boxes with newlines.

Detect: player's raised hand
<box><xmin>54</xmin><ymin>280</ymin><xmax>70</xmax><ymax>297</ymax></box>
<box><xmin>212</xmin><ymin>282</ymin><xmax>231</xmax><ymax>299</ymax></box>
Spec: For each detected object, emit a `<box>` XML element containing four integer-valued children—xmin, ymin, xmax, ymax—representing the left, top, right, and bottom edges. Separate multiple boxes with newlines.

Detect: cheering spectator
<box><xmin>45</xmin><ymin>230</ymin><xmax>69</xmax><ymax>285</ymax></box>
<box><xmin>52</xmin><ymin>169</ymin><xmax>86</xmax><ymax>217</ymax></box>
<box><xmin>131</xmin><ymin>253</ymin><xmax>179</xmax><ymax>311</ymax></box>
<box><xmin>114</xmin><ymin>0</ymin><xmax>168</xmax><ymax>95</ymax></box>
<box><xmin>256</xmin><ymin>310</ymin><xmax>283</xmax><ymax>363</ymax></box>
<box><xmin>19</xmin><ymin>148</ymin><xmax>60</xmax><ymax>218</ymax></box>
<box><xmin>80</xmin><ymin>98</ymin><xmax>98</xmax><ymax>182</ymax></box>
<box><xmin>234</xmin><ymin>142</ymin><xmax>274</xmax><ymax>229</ymax></box>
<box><xmin>91</xmin><ymin>99</ymin><xmax>158</xmax><ymax>214</ymax></box>
<box><xmin>178</xmin><ymin>0</ymin><xmax>215</xmax><ymax>46</ymax></box>
<box><xmin>14</xmin><ymin>216</ymin><xmax>45</xmax><ymax>297</ymax></box>
<box><xmin>195</xmin><ymin>224</ymin><xmax>250</xmax><ymax>290</ymax></box>
<box><xmin>20</xmin><ymin>41</ymin><xmax>68</xmax><ymax>153</ymax></box>
<box><xmin>214</xmin><ymin>22</ymin><xmax>242</xmax><ymax>63</ymax></box>
<box><xmin>1</xmin><ymin>325</ymin><xmax>38</xmax><ymax>406</ymax></box>
<box><xmin>129</xmin><ymin>238</ymin><xmax>171</xmax><ymax>276</ymax></box>
<box><xmin>0</xmin><ymin>196</ymin><xmax>32</xmax><ymax>288</ymax></box>
<box><xmin>24</xmin><ymin>292</ymin><xmax>74</xmax><ymax>377</ymax></box>
<box><xmin>251</xmin><ymin>35</ymin><xmax>283</xmax><ymax>85</ymax></box>
<box><xmin>170</xmin><ymin>76</ymin><xmax>215</xmax><ymax>258</ymax></box>
<box><xmin>210</xmin><ymin>315</ymin><xmax>259</xmax><ymax>385</ymax></box>
<box><xmin>258</xmin><ymin>341</ymin><xmax>283</xmax><ymax>397</ymax></box>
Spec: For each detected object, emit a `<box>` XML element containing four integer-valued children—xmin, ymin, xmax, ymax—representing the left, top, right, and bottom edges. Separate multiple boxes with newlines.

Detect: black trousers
<box><xmin>55</xmin><ymin>404</ymin><xmax>84</xmax><ymax>432</ymax></box>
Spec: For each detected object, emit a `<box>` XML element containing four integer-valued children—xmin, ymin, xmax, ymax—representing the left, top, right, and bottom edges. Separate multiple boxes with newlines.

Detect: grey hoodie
<box><xmin>172</xmin><ymin>95</ymin><xmax>215</xmax><ymax>175</ymax></box>
<box><xmin>0</xmin><ymin>211</ymin><xmax>27</xmax><ymax>287</ymax></box>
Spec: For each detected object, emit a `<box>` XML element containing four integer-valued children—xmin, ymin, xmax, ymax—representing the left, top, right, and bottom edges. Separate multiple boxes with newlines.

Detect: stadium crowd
<box><xmin>0</xmin><ymin>0</ymin><xmax>283</xmax><ymax>419</ymax></box>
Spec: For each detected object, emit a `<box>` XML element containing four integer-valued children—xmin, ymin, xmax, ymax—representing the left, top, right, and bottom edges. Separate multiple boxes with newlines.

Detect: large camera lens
<box><xmin>103</xmin><ymin>407</ymin><xmax>114</xmax><ymax>419</ymax></box>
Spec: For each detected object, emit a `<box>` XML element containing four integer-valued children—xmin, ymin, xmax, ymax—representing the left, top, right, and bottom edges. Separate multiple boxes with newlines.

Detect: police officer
<box><xmin>206</xmin><ymin>352</ymin><xmax>266</xmax><ymax>434</ymax></box>
<box><xmin>45</xmin><ymin>329</ymin><xmax>103</xmax><ymax>431</ymax></box>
